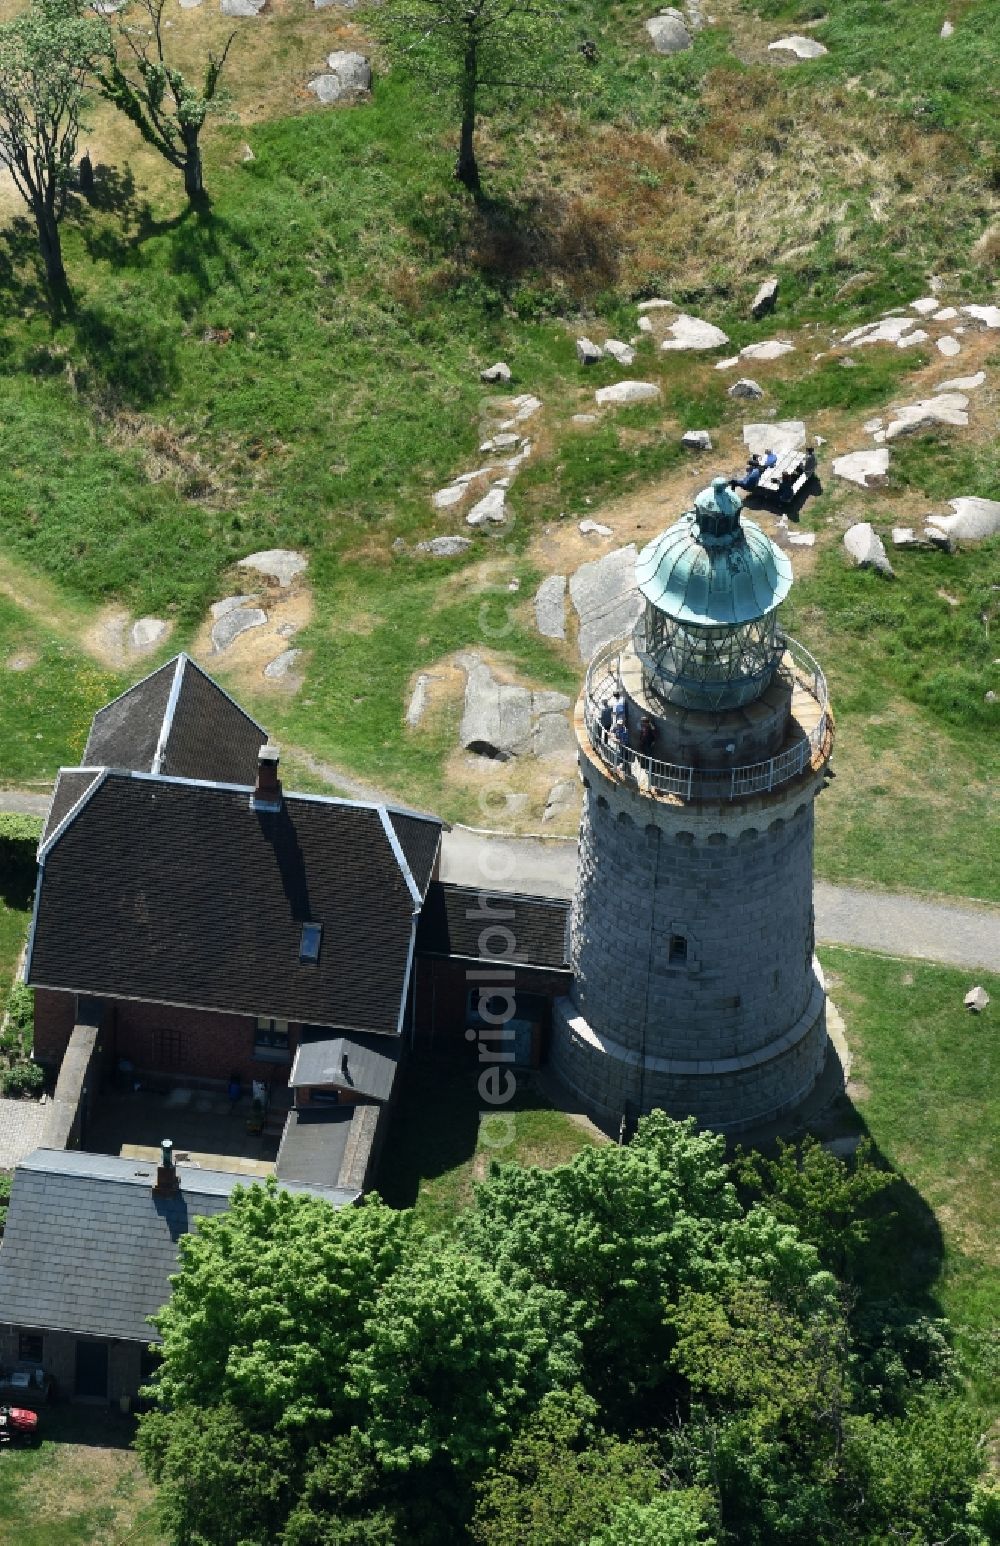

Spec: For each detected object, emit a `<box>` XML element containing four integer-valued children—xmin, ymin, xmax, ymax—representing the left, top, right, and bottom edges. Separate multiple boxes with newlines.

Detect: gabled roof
<box><xmin>83</xmin><ymin>654</ymin><xmax>267</xmax><ymax>785</ymax></box>
<box><xmin>290</xmin><ymin>1029</ymin><xmax>400</xmax><ymax>1100</ymax></box>
<box><xmin>0</xmin><ymin>1148</ymin><xmax>357</xmax><ymax>1344</ymax></box>
<box><xmin>41</xmin><ymin>768</ymin><xmax>102</xmax><ymax>847</ymax></box>
<box><xmin>28</xmin><ymin>772</ymin><xmax>438</xmax><ymax>1034</ymax></box>
<box><xmin>385</xmin><ymin>809</ymin><xmax>441</xmax><ymax>898</ymax></box>
<box><xmin>416</xmin><ymin>882</ymin><xmax>571</xmax><ymax>970</ymax></box>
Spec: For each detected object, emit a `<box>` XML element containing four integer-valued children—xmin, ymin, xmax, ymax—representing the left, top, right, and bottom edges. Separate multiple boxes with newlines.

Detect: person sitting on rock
<box><xmin>799</xmin><ymin>445</ymin><xmax>818</xmax><ymax>480</ymax></box>
<box><xmin>777</xmin><ymin>469</ymin><xmax>797</xmax><ymax>505</ymax></box>
<box><xmin>762</xmin><ymin>448</ymin><xmax>778</xmax><ymax>470</ymax></box>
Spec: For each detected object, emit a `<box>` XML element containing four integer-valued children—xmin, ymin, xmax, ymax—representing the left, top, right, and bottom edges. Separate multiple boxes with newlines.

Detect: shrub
<box><xmin>0</xmin><ymin>1060</ymin><xmax>44</xmax><ymax>1097</ymax></box>
<box><xmin>1</xmin><ymin>983</ymin><xmax>34</xmax><ymax>1056</ymax></box>
<box><xmin>0</xmin><ymin>812</ymin><xmax>42</xmax><ymax>872</ymax></box>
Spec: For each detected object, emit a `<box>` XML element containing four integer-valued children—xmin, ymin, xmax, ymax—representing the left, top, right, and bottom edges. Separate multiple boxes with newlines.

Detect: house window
<box><xmin>18</xmin><ymin>1332</ymin><xmax>42</xmax><ymax>1363</ymax></box>
<box><xmin>152</xmin><ymin>1027</ymin><xmax>182</xmax><ymax>1068</ymax></box>
<box><xmin>668</xmin><ymin>934</ymin><xmax>688</xmax><ymax>964</ymax></box>
<box><xmin>255</xmin><ymin>1017</ymin><xmax>290</xmax><ymax>1061</ymax></box>
<box><xmin>299</xmin><ymin>923</ymin><xmax>323</xmax><ymax>963</ymax></box>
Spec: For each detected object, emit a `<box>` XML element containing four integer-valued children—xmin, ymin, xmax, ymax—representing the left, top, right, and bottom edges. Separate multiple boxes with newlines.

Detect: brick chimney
<box><xmin>252</xmin><ymin>744</ymin><xmax>282</xmax><ymax>812</ymax></box>
<box><xmin>153</xmin><ymin>1138</ymin><xmax>179</xmax><ymax>1198</ymax></box>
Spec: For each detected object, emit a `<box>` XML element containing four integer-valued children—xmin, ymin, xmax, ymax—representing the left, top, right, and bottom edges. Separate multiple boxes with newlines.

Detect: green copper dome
<box><xmin>635</xmin><ymin>476</ymin><xmax>792</xmax><ymax>628</ymax></box>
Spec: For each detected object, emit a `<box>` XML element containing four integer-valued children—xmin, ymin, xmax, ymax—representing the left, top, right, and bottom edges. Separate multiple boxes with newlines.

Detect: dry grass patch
<box><xmin>0</xmin><ymin>549</ymin><xmax>102</xmax><ymax>652</ymax></box>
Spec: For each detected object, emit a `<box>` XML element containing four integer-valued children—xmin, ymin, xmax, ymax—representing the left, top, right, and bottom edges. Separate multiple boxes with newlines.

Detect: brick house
<box><xmin>0</xmin><ymin>655</ymin><xmax>576</xmax><ymax>1401</ymax></box>
<box><xmin>25</xmin><ymin>653</ymin><xmax>443</xmax><ymax>1107</ymax></box>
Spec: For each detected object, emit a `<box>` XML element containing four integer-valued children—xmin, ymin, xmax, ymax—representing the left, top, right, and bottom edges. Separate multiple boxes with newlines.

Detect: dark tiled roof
<box><xmin>82</xmin><ymin>655</ymin><xmax>266</xmax><ymax>784</ymax></box>
<box><xmin>0</xmin><ymin>1148</ymin><xmax>356</xmax><ymax>1343</ymax></box>
<box><xmin>29</xmin><ymin>774</ymin><xmax>434</xmax><ymax>1034</ymax></box>
<box><xmin>416</xmin><ymin>882</ymin><xmax>570</xmax><ymax>969</ymax></box>
<box><xmin>386</xmin><ymin>810</ymin><xmax>442</xmax><ymax>898</ymax></box>
<box><xmin>41</xmin><ymin>769</ymin><xmax>101</xmax><ymax>846</ymax></box>
<box><xmin>275</xmin><ymin>1108</ymin><xmax>355</xmax><ymax>1189</ymax></box>
<box><xmin>290</xmin><ymin>1029</ymin><xmax>399</xmax><ymax>1100</ymax></box>
<box><xmin>158</xmin><ymin>659</ymin><xmax>267</xmax><ymax>784</ymax></box>
<box><xmin>84</xmin><ymin>660</ymin><xmax>175</xmax><ymax>771</ymax></box>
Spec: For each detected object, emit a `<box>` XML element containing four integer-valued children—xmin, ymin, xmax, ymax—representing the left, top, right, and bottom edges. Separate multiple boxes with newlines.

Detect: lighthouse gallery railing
<box><xmin>583</xmin><ymin>635</ymin><xmax>830</xmax><ymax>802</ymax></box>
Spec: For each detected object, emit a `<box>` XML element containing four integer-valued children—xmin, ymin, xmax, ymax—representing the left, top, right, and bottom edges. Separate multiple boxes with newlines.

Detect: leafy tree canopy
<box><xmin>137</xmin><ymin>1116</ymin><xmax>991</xmax><ymax>1546</ymax></box>
<box><xmin>365</xmin><ymin>0</ymin><xmax>582</xmax><ymax>189</ymax></box>
<box><xmin>0</xmin><ymin>0</ymin><xmax>103</xmax><ymax>304</ymax></box>
<box><xmin>148</xmin><ymin>1182</ymin><xmax>413</xmax><ymax>1432</ymax></box>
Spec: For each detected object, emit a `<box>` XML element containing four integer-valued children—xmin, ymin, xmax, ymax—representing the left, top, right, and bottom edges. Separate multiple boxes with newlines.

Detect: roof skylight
<box><xmin>300</xmin><ymin>922</ymin><xmax>323</xmax><ymax>963</ymax></box>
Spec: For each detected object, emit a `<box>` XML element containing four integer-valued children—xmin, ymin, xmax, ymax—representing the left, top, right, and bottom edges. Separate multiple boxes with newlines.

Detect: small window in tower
<box><xmin>300</xmin><ymin>923</ymin><xmax>323</xmax><ymax>963</ymax></box>
<box><xmin>668</xmin><ymin>933</ymin><xmax>688</xmax><ymax>964</ymax></box>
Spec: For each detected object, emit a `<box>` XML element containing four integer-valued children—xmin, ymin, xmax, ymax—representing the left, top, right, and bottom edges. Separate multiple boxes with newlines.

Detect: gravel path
<box><xmin>4</xmin><ymin>787</ymin><xmax>996</xmax><ymax>973</ymax></box>
<box><xmin>0</xmin><ymin>790</ymin><xmax>49</xmax><ymax>816</ymax></box>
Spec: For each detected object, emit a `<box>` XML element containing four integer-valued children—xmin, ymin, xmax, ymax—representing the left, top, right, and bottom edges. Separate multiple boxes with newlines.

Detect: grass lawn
<box><xmin>0</xmin><ymin>820</ymin><xmax>38</xmax><ymax>1007</ymax></box>
<box><xmin>0</xmin><ymin>880</ymin><xmax>31</xmax><ymax>1010</ymax></box>
<box><xmin>818</xmin><ymin>947</ymin><xmax>1000</xmax><ymax>1413</ymax></box>
<box><xmin>377</xmin><ymin>1061</ymin><xmax>597</xmax><ymax>1233</ymax></box>
<box><xmin>0</xmin><ymin>0</ymin><xmax>993</xmax><ymax>895</ymax></box>
<box><xmin>0</xmin><ymin>1407</ymin><xmax>163</xmax><ymax>1546</ymax></box>
<box><xmin>791</xmin><ymin>526</ymin><xmax>1000</xmax><ymax>901</ymax></box>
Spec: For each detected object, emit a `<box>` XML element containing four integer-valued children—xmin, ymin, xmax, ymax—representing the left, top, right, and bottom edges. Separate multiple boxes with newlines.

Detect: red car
<box><xmin>0</xmin><ymin>1406</ymin><xmax>39</xmax><ymax>1446</ymax></box>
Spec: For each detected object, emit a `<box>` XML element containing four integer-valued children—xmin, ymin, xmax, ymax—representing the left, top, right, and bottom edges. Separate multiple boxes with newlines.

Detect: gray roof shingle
<box><xmin>290</xmin><ymin>1030</ymin><xmax>399</xmax><ymax>1100</ymax></box>
<box><xmin>0</xmin><ymin>1149</ymin><xmax>357</xmax><ymax>1343</ymax></box>
<box><xmin>41</xmin><ymin>769</ymin><xmax>102</xmax><ymax>846</ymax></box>
<box><xmin>385</xmin><ymin>810</ymin><xmax>442</xmax><ymax>898</ymax></box>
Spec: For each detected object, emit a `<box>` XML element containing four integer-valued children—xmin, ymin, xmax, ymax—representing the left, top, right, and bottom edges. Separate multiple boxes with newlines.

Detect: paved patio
<box><xmin>0</xmin><ymin>1096</ymin><xmax>47</xmax><ymax>1170</ymax></box>
<box><xmin>84</xmin><ymin>1087</ymin><xmax>283</xmax><ymax>1179</ymax></box>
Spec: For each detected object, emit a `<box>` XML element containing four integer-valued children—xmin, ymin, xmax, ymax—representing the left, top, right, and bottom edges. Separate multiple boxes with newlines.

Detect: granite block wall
<box><xmin>550</xmin><ymin>750</ymin><xmax>829</xmax><ymax>1131</ymax></box>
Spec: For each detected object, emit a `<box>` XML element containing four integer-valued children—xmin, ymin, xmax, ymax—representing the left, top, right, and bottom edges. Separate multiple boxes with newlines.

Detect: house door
<box><xmin>75</xmin><ymin>1340</ymin><xmax>108</xmax><ymax>1400</ymax></box>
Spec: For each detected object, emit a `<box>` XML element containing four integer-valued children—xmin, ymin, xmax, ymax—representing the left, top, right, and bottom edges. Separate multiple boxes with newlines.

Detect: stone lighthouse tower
<box><xmin>550</xmin><ymin>476</ymin><xmax>834</xmax><ymax>1133</ymax></box>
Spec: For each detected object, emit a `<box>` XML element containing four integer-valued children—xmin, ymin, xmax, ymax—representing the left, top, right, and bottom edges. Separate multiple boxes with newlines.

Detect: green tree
<box><xmin>0</xmin><ymin>0</ymin><xmax>102</xmax><ymax>309</ymax></box>
<box><xmin>840</xmin><ymin>1399</ymin><xmax>989</xmax><ymax>1546</ymax></box>
<box><xmin>144</xmin><ymin>1182</ymin><xmax>413</xmax><ymax>1431</ymax></box>
<box><xmin>461</xmin><ymin>1113</ymin><xmax>828</xmax><ymax>1415</ymax></box>
<box><xmin>471</xmin><ymin>1388</ymin><xmax>667</xmax><ymax>1546</ymax></box>
<box><xmin>367</xmin><ymin>0</ymin><xmax>578</xmax><ymax>193</ymax></box>
<box><xmin>95</xmin><ymin>0</ymin><xmax>234</xmax><ymax>204</ymax></box>
<box><xmin>588</xmin><ymin>1495</ymin><xmax>717</xmax><ymax>1546</ymax></box>
<box><xmin>280</xmin><ymin>1436</ymin><xmax>398</xmax><ymax>1546</ymax></box>
<box><xmin>352</xmin><ymin>1241</ymin><xmax>577</xmax><ymax>1474</ymax></box>
<box><xmin>139</xmin><ymin>1403</ymin><xmax>298</xmax><ymax>1546</ymax></box>
<box><xmin>670</xmin><ymin>1280</ymin><xmax>854</xmax><ymax>1544</ymax></box>
<box><xmin>735</xmin><ymin>1135</ymin><xmax>898</xmax><ymax>1281</ymax></box>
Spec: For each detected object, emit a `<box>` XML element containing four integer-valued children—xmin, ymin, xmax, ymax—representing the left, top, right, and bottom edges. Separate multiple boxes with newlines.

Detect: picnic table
<box><xmin>754</xmin><ymin>446</ymin><xmax>818</xmax><ymax>505</ymax></box>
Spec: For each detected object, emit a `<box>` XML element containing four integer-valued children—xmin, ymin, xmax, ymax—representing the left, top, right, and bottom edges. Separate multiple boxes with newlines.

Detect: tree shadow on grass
<box><xmin>72</xmin><ymin>168</ymin><xmax>255</xmax><ymax>306</ymax></box>
<box><xmin>76</xmin><ymin>165</ymin><xmax>194</xmax><ymax>270</ymax></box>
<box><xmin>0</xmin><ymin>217</ymin><xmax>50</xmax><ymax>336</ymax></box>
<box><xmin>34</xmin><ymin>1403</ymin><xmax>139</xmax><ymax>1451</ymax></box>
<box><xmin>441</xmin><ymin>186</ymin><xmax>622</xmax><ymax>302</ymax></box>
<box><xmin>376</xmin><ymin>1056</ymin><xmax>489</xmax><ymax>1211</ymax></box>
<box><xmin>72</xmin><ymin>302</ymin><xmax>181</xmax><ymax>410</ymax></box>
<box><xmin>0</xmin><ymin>851</ymin><xmax>35</xmax><ymax>918</ymax></box>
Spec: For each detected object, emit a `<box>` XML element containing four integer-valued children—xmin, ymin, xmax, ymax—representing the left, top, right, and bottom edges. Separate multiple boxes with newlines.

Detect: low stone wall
<box><xmin>338</xmin><ymin>1104</ymin><xmax>383</xmax><ymax>1193</ymax></box>
<box><xmin>40</xmin><ymin>1011</ymin><xmax>102</xmax><ymax>1150</ymax></box>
